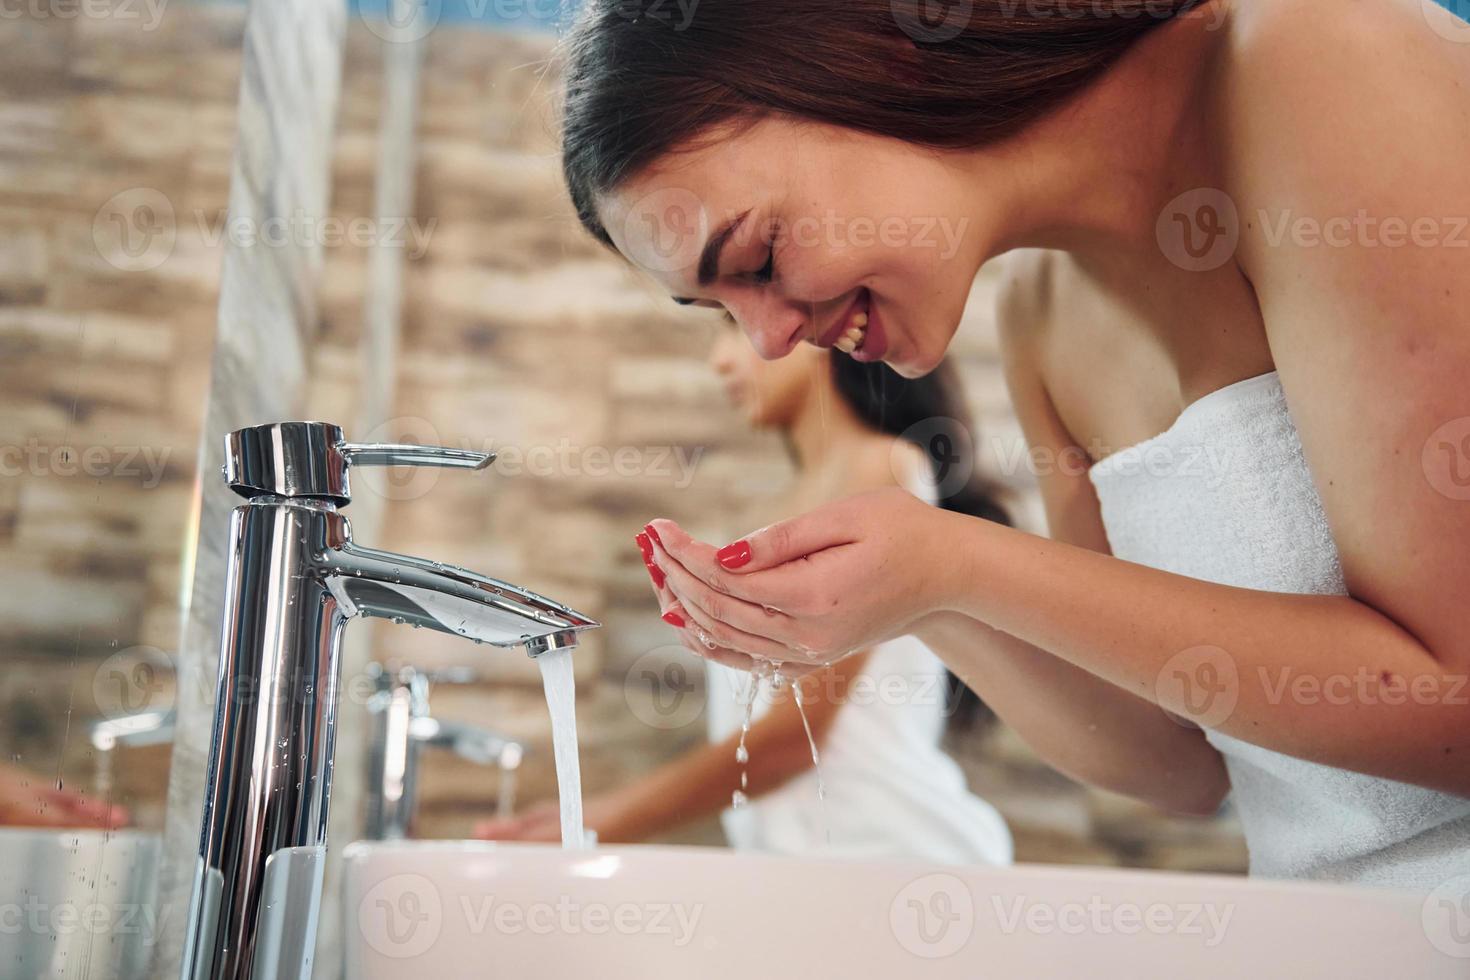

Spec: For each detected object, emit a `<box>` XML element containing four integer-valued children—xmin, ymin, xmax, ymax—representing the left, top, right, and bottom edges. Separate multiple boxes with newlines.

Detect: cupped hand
<box><xmin>640</xmin><ymin>487</ymin><xmax>951</xmax><ymax>668</ymax></box>
<box><xmin>636</xmin><ymin>526</ymin><xmax>821</xmax><ymax>678</ymax></box>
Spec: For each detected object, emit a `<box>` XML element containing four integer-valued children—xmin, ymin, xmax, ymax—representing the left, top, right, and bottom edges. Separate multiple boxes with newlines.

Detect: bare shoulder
<box><xmin>1225</xmin><ymin>0</ymin><xmax>1465</xmax><ymax>71</ymax></box>
<box><xmin>1218</xmin><ymin>0</ymin><xmax>1470</xmax><ymax>307</ymax></box>
<box><xmin>1221</xmin><ymin>0</ymin><xmax>1470</xmax><ymax>227</ymax></box>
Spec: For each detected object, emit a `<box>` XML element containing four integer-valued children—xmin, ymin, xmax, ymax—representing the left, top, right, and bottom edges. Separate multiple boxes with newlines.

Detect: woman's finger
<box><xmin>643</xmin><ymin>519</ymin><xmax>791</xmax><ymax>607</ymax></box>
<box><xmin>669</xmin><ymin>589</ymin><xmax>796</xmax><ymax>661</ymax></box>
<box><xmin>649</xmin><ymin>535</ymin><xmax>815</xmax><ymax>658</ymax></box>
<box><xmin>635</xmin><ymin>530</ymin><xmax>669</xmax><ymax>592</ymax></box>
<box><xmin>689</xmin><ymin>502</ymin><xmax>858</xmax><ymax>576</ymax></box>
<box><xmin>658</xmin><ymin>587</ymin><xmax>792</xmax><ymax>662</ymax></box>
<box><xmin>688</xmin><ymin>641</ymin><xmax>759</xmax><ymax>673</ymax></box>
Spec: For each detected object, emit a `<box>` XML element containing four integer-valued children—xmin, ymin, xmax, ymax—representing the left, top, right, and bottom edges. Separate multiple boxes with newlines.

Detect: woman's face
<box><xmin>707</xmin><ymin>313</ymin><xmax>823</xmax><ymax>429</ymax></box>
<box><xmin>598</xmin><ymin>116</ymin><xmax>995</xmax><ymax>378</ymax></box>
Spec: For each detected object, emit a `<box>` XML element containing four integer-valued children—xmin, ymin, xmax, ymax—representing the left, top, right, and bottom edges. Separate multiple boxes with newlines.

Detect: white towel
<box><xmin>1088</xmin><ymin>370</ymin><xmax>1470</xmax><ymax>891</ymax></box>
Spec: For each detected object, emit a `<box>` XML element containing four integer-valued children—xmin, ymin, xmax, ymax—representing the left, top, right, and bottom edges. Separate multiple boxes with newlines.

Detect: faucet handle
<box><xmin>339</xmin><ymin>443</ymin><xmax>494</xmax><ymax>471</ymax></box>
<box><xmin>224</xmin><ymin>421</ymin><xmax>493</xmax><ymax>505</ymax></box>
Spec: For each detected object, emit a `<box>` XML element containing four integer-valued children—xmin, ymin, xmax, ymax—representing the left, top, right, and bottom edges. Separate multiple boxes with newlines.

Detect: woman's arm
<box><xmin>927</xmin><ymin>508</ymin><xmax>1470</xmax><ymax>797</ymax></box>
<box><xmin>914</xmin><ymin>613</ymin><xmax>1228</xmax><ymax>815</ymax></box>
<box><xmin>913</xmin><ymin>294</ymin><xmax>1229</xmax><ymax>816</ymax></box>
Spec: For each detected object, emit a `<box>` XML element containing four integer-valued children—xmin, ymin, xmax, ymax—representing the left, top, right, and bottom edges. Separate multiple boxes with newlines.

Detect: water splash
<box><xmin>783</xmin><ymin>665</ymin><xmax>831</xmax><ymax>846</ymax></box>
<box><xmin>732</xmin><ymin>670</ymin><xmax>761</xmax><ymax>809</ymax></box>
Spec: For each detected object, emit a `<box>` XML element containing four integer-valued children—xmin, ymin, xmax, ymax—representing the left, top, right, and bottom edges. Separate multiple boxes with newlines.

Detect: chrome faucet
<box><xmin>362</xmin><ymin>662</ymin><xmax>523</xmax><ymax>840</ymax></box>
<box><xmin>181</xmin><ymin>421</ymin><xmax>598</xmax><ymax>980</ymax></box>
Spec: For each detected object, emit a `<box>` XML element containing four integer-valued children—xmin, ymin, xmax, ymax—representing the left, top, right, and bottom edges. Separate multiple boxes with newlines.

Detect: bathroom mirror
<box><xmin>0</xmin><ymin>2</ymin><xmax>257</xmax><ymax>975</ymax></box>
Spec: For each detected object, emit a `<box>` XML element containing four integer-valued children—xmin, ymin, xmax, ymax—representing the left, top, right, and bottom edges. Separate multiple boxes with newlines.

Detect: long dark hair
<box><xmin>830</xmin><ymin>354</ymin><xmax>1009</xmax><ymax>732</ymax></box>
<box><xmin>560</xmin><ymin>0</ymin><xmax>1208</xmax><ymax>243</ymax></box>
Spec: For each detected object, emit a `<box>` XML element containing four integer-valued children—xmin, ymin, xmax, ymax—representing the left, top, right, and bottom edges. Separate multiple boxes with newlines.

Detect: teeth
<box><xmin>834</xmin><ymin>336</ymin><xmax>857</xmax><ymax>353</ymax></box>
<box><xmin>852</xmin><ymin>312</ymin><xmax>868</xmax><ymax>329</ymax></box>
<box><xmin>843</xmin><ymin>326</ymin><xmax>863</xmax><ymax>343</ymax></box>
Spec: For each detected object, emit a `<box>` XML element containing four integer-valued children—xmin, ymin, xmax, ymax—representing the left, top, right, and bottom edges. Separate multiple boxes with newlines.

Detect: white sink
<box><xmin>0</xmin><ymin>828</ymin><xmax>163</xmax><ymax>980</ymax></box>
<box><xmin>342</xmin><ymin>841</ymin><xmax>1461</xmax><ymax>978</ymax></box>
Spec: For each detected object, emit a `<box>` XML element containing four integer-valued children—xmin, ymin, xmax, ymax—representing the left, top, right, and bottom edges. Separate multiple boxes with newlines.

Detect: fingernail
<box><xmin>646</xmin><ymin>561</ymin><xmax>666</xmax><ymax>589</ymax></box>
<box><xmin>716</xmin><ymin>539</ymin><xmax>751</xmax><ymax>569</ymax></box>
<box><xmin>661</xmin><ymin>610</ymin><xmax>685</xmax><ymax>628</ymax></box>
<box><xmin>635</xmin><ymin>531</ymin><xmax>654</xmax><ymax>563</ymax></box>
<box><xmin>644</xmin><ymin>523</ymin><xmax>662</xmax><ymax>546</ymax></box>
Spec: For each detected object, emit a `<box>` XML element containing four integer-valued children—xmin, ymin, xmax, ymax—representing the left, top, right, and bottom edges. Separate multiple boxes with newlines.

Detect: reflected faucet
<box><xmin>362</xmin><ymin>662</ymin><xmax>523</xmax><ymax>840</ymax></box>
<box><xmin>181</xmin><ymin>422</ymin><xmax>598</xmax><ymax>980</ymax></box>
<box><xmin>89</xmin><ymin>707</ymin><xmax>176</xmax><ymax>752</ymax></box>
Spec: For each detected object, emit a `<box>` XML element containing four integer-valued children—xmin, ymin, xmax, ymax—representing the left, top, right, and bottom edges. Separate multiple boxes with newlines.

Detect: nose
<box><xmin>724</xmin><ymin>296</ymin><xmax>807</xmax><ymax>360</ymax></box>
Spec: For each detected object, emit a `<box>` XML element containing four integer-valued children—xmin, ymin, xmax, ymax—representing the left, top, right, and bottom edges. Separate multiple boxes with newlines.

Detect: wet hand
<box><xmin>636</xmin><ymin>526</ymin><xmax>820</xmax><ymax>677</ymax></box>
<box><xmin>641</xmin><ymin>488</ymin><xmax>948</xmax><ymax>668</ymax></box>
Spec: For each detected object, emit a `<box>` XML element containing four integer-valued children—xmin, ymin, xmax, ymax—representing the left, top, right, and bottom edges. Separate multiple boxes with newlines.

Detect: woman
<box><xmin>560</xmin><ymin>0</ymin><xmax>1470</xmax><ymax>890</ymax></box>
<box><xmin>479</xmin><ymin>315</ymin><xmax>1012</xmax><ymax>866</ymax></box>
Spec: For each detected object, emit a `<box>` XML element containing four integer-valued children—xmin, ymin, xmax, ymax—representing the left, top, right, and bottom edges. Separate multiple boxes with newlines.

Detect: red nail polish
<box><xmin>661</xmin><ymin>610</ymin><xmax>685</xmax><ymax>628</ymax></box>
<box><xmin>646</xmin><ymin>562</ymin><xmax>666</xmax><ymax>589</ymax></box>
<box><xmin>635</xmin><ymin>531</ymin><xmax>653</xmax><ymax>563</ymax></box>
<box><xmin>644</xmin><ymin>523</ymin><xmax>662</xmax><ymax>546</ymax></box>
<box><xmin>716</xmin><ymin>539</ymin><xmax>751</xmax><ymax>569</ymax></box>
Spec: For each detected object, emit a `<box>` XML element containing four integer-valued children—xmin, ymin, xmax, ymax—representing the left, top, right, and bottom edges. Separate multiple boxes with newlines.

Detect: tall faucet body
<box><xmin>181</xmin><ymin>423</ymin><xmax>596</xmax><ymax>979</ymax></box>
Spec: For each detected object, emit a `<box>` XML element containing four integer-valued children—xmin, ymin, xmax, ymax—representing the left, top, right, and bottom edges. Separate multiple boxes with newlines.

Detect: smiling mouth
<box><xmin>816</xmin><ymin>288</ymin><xmax>870</xmax><ymax>352</ymax></box>
<box><xmin>813</xmin><ymin>287</ymin><xmax>887</xmax><ymax>362</ymax></box>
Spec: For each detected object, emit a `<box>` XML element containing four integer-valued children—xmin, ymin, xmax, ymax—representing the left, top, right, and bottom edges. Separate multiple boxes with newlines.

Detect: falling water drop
<box><xmin>787</xmin><ymin>667</ymin><xmax>830</xmax><ymax>845</ymax></box>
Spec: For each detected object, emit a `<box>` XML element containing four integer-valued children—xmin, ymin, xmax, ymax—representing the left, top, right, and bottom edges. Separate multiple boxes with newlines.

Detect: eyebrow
<box><xmin>671</xmin><ymin>209</ymin><xmax>751</xmax><ymax>305</ymax></box>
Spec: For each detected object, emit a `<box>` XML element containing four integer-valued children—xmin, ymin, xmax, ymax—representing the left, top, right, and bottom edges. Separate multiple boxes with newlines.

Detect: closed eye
<box><xmin>752</xmin><ymin>250</ymin><xmax>775</xmax><ymax>285</ymax></box>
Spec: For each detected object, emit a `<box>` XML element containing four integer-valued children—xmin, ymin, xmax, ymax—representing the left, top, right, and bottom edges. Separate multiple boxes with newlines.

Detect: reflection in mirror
<box><xmin>0</xmin><ymin>0</ymin><xmax>250</xmax><ymax>975</ymax></box>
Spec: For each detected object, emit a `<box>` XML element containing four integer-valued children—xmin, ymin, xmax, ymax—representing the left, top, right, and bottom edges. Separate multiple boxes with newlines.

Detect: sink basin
<box><xmin>343</xmin><ymin>841</ymin><xmax>1457</xmax><ymax>978</ymax></box>
<box><xmin>0</xmin><ymin>828</ymin><xmax>162</xmax><ymax>980</ymax></box>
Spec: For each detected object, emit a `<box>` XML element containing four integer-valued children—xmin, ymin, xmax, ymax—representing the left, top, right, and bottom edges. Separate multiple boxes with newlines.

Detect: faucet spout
<box><xmin>321</xmin><ymin>542</ymin><xmax>598</xmax><ymax>650</ymax></box>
